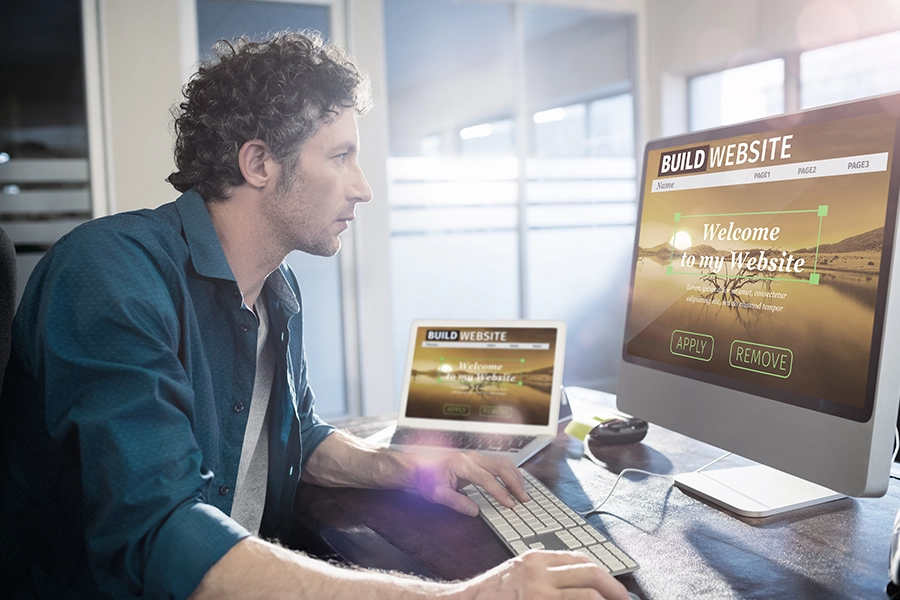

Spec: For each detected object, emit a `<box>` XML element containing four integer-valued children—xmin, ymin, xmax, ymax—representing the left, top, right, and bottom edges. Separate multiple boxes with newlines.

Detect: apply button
<box><xmin>729</xmin><ymin>340</ymin><xmax>793</xmax><ymax>378</ymax></box>
<box><xmin>670</xmin><ymin>330</ymin><xmax>714</xmax><ymax>362</ymax></box>
<box><xmin>443</xmin><ymin>404</ymin><xmax>471</xmax><ymax>416</ymax></box>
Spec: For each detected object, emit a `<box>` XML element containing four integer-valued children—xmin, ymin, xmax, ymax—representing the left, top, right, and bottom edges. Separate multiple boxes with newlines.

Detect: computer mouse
<box><xmin>587</xmin><ymin>417</ymin><xmax>648</xmax><ymax>445</ymax></box>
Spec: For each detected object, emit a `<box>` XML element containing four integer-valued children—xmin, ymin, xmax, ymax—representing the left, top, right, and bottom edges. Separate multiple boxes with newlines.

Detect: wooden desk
<box><xmin>291</xmin><ymin>390</ymin><xmax>899</xmax><ymax>599</ymax></box>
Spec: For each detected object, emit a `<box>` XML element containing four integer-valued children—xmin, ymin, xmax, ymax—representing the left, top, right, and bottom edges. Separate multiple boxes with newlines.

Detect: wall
<box><xmin>647</xmin><ymin>0</ymin><xmax>900</xmax><ymax>138</ymax></box>
<box><xmin>96</xmin><ymin>0</ymin><xmax>193</xmax><ymax>213</ymax></box>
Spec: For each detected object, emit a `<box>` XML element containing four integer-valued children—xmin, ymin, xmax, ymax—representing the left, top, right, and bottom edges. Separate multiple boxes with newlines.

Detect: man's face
<box><xmin>267</xmin><ymin>108</ymin><xmax>372</xmax><ymax>257</ymax></box>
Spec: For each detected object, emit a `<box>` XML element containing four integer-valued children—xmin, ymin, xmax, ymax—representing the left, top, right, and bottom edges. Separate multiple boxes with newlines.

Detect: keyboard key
<box><xmin>514</xmin><ymin>524</ymin><xmax>535</xmax><ymax>537</ymax></box>
<box><xmin>605</xmin><ymin>558</ymin><xmax>626</xmax><ymax>572</ymax></box>
<box><xmin>533</xmin><ymin>524</ymin><xmax>560</xmax><ymax>535</ymax></box>
<box><xmin>621</xmin><ymin>556</ymin><xmax>638</xmax><ymax>569</ymax></box>
<box><xmin>588</xmin><ymin>544</ymin><xmax>612</xmax><ymax>560</ymax></box>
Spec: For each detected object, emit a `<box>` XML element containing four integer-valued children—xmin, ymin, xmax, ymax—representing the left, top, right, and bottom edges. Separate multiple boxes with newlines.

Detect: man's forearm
<box><xmin>301</xmin><ymin>429</ymin><xmax>416</xmax><ymax>489</ymax></box>
<box><xmin>190</xmin><ymin>537</ymin><xmax>461</xmax><ymax>600</ymax></box>
<box><xmin>301</xmin><ymin>429</ymin><xmax>527</xmax><ymax>517</ymax></box>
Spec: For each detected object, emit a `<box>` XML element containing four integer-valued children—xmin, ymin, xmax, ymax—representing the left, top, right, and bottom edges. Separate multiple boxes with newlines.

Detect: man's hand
<box><xmin>450</xmin><ymin>550</ymin><xmax>631</xmax><ymax>600</ymax></box>
<box><xmin>407</xmin><ymin>451</ymin><xmax>528</xmax><ymax>516</ymax></box>
<box><xmin>302</xmin><ymin>431</ymin><xmax>529</xmax><ymax>516</ymax></box>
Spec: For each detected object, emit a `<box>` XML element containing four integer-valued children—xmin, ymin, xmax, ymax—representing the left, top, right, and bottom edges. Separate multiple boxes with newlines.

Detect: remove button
<box><xmin>729</xmin><ymin>340</ymin><xmax>793</xmax><ymax>378</ymax></box>
<box><xmin>670</xmin><ymin>330</ymin><xmax>714</xmax><ymax>362</ymax></box>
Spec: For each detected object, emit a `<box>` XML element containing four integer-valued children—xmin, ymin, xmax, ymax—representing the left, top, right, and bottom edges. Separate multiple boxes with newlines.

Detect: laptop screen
<box><xmin>404</xmin><ymin>324</ymin><xmax>560</xmax><ymax>426</ymax></box>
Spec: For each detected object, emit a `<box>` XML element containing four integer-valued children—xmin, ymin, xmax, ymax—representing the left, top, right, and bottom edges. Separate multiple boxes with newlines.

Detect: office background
<box><xmin>3</xmin><ymin>0</ymin><xmax>900</xmax><ymax>419</ymax></box>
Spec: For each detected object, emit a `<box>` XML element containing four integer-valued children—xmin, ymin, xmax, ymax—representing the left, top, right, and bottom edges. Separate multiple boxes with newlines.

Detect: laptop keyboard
<box><xmin>390</xmin><ymin>428</ymin><xmax>535</xmax><ymax>452</ymax></box>
<box><xmin>465</xmin><ymin>470</ymin><xmax>639</xmax><ymax>576</ymax></box>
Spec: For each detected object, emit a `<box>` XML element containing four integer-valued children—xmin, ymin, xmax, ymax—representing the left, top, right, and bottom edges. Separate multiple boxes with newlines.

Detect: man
<box><xmin>0</xmin><ymin>31</ymin><xmax>629</xmax><ymax>600</ymax></box>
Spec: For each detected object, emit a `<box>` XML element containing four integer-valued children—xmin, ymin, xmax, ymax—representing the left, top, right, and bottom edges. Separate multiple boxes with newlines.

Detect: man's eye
<box><xmin>335</xmin><ymin>153</ymin><xmax>347</xmax><ymax>161</ymax></box>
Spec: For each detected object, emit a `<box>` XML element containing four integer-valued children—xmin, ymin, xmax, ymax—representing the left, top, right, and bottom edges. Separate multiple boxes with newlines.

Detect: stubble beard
<box><xmin>272</xmin><ymin>156</ymin><xmax>341</xmax><ymax>258</ymax></box>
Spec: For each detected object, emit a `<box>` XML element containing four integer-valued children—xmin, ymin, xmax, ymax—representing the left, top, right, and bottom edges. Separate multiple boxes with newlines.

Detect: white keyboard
<box><xmin>464</xmin><ymin>470</ymin><xmax>639</xmax><ymax>576</ymax></box>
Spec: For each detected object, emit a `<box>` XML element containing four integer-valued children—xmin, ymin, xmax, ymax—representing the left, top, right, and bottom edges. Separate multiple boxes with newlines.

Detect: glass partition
<box><xmin>385</xmin><ymin>0</ymin><xmax>638</xmax><ymax>393</ymax></box>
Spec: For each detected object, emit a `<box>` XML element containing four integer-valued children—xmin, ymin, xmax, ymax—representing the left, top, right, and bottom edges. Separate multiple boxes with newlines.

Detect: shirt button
<box><xmin>233</xmin><ymin>402</ymin><xmax>244</xmax><ymax>413</ymax></box>
<box><xmin>219</xmin><ymin>485</ymin><xmax>230</xmax><ymax>496</ymax></box>
<box><xmin>241</xmin><ymin>322</ymin><xmax>251</xmax><ymax>332</ymax></box>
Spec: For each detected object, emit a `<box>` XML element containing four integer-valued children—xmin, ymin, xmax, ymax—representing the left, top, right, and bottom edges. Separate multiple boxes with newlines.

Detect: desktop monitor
<box><xmin>617</xmin><ymin>92</ymin><xmax>900</xmax><ymax>517</ymax></box>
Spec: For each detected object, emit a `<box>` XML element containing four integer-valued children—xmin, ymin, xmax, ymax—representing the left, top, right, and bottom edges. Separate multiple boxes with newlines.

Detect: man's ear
<box><xmin>238</xmin><ymin>139</ymin><xmax>276</xmax><ymax>189</ymax></box>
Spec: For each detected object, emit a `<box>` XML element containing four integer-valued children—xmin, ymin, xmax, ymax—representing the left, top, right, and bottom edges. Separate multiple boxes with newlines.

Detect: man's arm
<box><xmin>301</xmin><ymin>429</ymin><xmax>528</xmax><ymax>516</ymax></box>
<box><xmin>20</xmin><ymin>227</ymin><xmax>250</xmax><ymax>598</ymax></box>
<box><xmin>192</xmin><ymin>417</ymin><xmax>630</xmax><ymax>599</ymax></box>
<box><xmin>189</xmin><ymin>536</ymin><xmax>450</xmax><ymax>599</ymax></box>
<box><xmin>190</xmin><ymin>537</ymin><xmax>631</xmax><ymax>600</ymax></box>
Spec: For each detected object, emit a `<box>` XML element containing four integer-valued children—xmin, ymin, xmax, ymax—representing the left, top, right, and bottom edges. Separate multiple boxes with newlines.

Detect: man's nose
<box><xmin>352</xmin><ymin>162</ymin><xmax>373</xmax><ymax>203</ymax></box>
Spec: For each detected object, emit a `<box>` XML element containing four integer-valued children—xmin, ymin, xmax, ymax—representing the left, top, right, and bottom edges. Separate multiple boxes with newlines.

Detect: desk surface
<box><xmin>292</xmin><ymin>389</ymin><xmax>899</xmax><ymax>600</ymax></box>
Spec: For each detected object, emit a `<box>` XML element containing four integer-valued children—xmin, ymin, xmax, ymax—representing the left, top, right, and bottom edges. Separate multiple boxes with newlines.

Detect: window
<box><xmin>688</xmin><ymin>31</ymin><xmax>900</xmax><ymax>133</ymax></box>
<box><xmin>197</xmin><ymin>0</ymin><xmax>329</xmax><ymax>59</ymax></box>
<box><xmin>589</xmin><ymin>94</ymin><xmax>635</xmax><ymax>157</ymax></box>
<box><xmin>689</xmin><ymin>59</ymin><xmax>785</xmax><ymax>131</ymax></box>
<box><xmin>0</xmin><ymin>0</ymin><xmax>93</xmax><ymax>305</ymax></box>
<box><xmin>460</xmin><ymin>118</ymin><xmax>515</xmax><ymax>156</ymax></box>
<box><xmin>385</xmin><ymin>0</ymin><xmax>638</xmax><ymax>393</ymax></box>
<box><xmin>801</xmin><ymin>30</ymin><xmax>900</xmax><ymax>109</ymax></box>
<box><xmin>533</xmin><ymin>104</ymin><xmax>586</xmax><ymax>157</ymax></box>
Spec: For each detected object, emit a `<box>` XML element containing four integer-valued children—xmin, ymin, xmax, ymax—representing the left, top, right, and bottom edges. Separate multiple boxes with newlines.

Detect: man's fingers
<box><xmin>412</xmin><ymin>452</ymin><xmax>529</xmax><ymax>514</ymax></box>
<box><xmin>458</xmin><ymin>455</ymin><xmax>518</xmax><ymax>508</ymax></box>
<box><xmin>523</xmin><ymin>551</ymin><xmax>631</xmax><ymax>600</ymax></box>
<box><xmin>492</xmin><ymin>455</ymin><xmax>528</xmax><ymax>502</ymax></box>
<box><xmin>548</xmin><ymin>562</ymin><xmax>625</xmax><ymax>592</ymax></box>
<box><xmin>426</xmin><ymin>480</ymin><xmax>480</xmax><ymax>516</ymax></box>
<box><xmin>518</xmin><ymin>548</ymin><xmax>593</xmax><ymax>568</ymax></box>
<box><xmin>466</xmin><ymin>453</ymin><xmax>528</xmax><ymax>504</ymax></box>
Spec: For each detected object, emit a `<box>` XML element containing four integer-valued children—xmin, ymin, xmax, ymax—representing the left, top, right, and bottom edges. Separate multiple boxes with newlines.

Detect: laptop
<box><xmin>368</xmin><ymin>319</ymin><xmax>567</xmax><ymax>466</ymax></box>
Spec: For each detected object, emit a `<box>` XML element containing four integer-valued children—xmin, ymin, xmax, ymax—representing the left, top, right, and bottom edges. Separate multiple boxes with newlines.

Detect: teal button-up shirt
<box><xmin>0</xmin><ymin>189</ymin><xmax>335</xmax><ymax>599</ymax></box>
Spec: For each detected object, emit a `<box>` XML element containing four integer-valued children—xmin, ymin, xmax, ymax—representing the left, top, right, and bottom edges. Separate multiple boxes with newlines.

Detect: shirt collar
<box><xmin>175</xmin><ymin>189</ymin><xmax>301</xmax><ymax>316</ymax></box>
<box><xmin>175</xmin><ymin>189</ymin><xmax>236</xmax><ymax>282</ymax></box>
<box><xmin>265</xmin><ymin>266</ymin><xmax>301</xmax><ymax>316</ymax></box>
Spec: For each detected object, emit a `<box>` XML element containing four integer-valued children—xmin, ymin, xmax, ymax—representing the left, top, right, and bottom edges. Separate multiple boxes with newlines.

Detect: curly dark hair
<box><xmin>167</xmin><ymin>30</ymin><xmax>371</xmax><ymax>200</ymax></box>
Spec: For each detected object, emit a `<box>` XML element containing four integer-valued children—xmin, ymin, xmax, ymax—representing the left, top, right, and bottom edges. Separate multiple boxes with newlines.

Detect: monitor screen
<box><xmin>403</xmin><ymin>325</ymin><xmax>560</xmax><ymax>425</ymax></box>
<box><xmin>618</xmin><ymin>93</ymin><xmax>900</xmax><ymax>499</ymax></box>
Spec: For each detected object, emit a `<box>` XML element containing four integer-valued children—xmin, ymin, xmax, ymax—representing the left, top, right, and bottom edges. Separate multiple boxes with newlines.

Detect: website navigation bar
<box><xmin>422</xmin><ymin>342</ymin><xmax>550</xmax><ymax>350</ymax></box>
<box><xmin>650</xmin><ymin>152</ymin><xmax>888</xmax><ymax>194</ymax></box>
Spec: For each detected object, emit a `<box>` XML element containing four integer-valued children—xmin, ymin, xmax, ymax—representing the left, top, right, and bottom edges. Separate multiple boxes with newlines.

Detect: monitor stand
<box><xmin>675</xmin><ymin>464</ymin><xmax>846</xmax><ymax>518</ymax></box>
